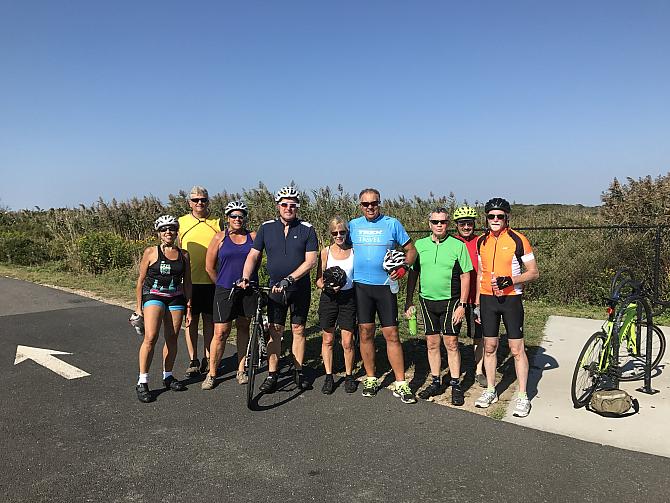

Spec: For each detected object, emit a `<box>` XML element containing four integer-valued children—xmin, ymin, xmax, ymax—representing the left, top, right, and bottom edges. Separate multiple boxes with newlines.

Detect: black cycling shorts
<box><xmin>213</xmin><ymin>287</ymin><xmax>258</xmax><ymax>324</ymax></box>
<box><xmin>464</xmin><ymin>304</ymin><xmax>482</xmax><ymax>339</ymax></box>
<box><xmin>318</xmin><ymin>288</ymin><xmax>356</xmax><ymax>332</ymax></box>
<box><xmin>480</xmin><ymin>294</ymin><xmax>524</xmax><ymax>340</ymax></box>
<box><xmin>418</xmin><ymin>296</ymin><xmax>461</xmax><ymax>336</ymax></box>
<box><xmin>267</xmin><ymin>286</ymin><xmax>311</xmax><ymax>326</ymax></box>
<box><xmin>354</xmin><ymin>283</ymin><xmax>398</xmax><ymax>328</ymax></box>
<box><xmin>191</xmin><ymin>284</ymin><xmax>215</xmax><ymax>316</ymax></box>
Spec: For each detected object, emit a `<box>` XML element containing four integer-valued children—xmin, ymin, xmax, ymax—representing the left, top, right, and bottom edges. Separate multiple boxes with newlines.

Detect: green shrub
<box><xmin>0</xmin><ymin>231</ymin><xmax>52</xmax><ymax>265</ymax></box>
<box><xmin>78</xmin><ymin>232</ymin><xmax>148</xmax><ymax>274</ymax></box>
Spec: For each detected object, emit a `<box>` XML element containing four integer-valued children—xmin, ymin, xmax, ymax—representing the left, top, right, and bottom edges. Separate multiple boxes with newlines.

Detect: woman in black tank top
<box><xmin>133</xmin><ymin>215</ymin><xmax>193</xmax><ymax>403</ymax></box>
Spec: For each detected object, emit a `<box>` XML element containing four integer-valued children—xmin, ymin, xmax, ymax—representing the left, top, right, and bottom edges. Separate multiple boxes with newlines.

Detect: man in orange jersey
<box><xmin>474</xmin><ymin>198</ymin><xmax>539</xmax><ymax>417</ymax></box>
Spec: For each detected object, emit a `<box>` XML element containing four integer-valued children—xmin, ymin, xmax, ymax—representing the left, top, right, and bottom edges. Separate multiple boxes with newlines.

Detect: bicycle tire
<box><xmin>571</xmin><ymin>331</ymin><xmax>606</xmax><ymax>408</ymax></box>
<box><xmin>246</xmin><ymin>316</ymin><xmax>261</xmax><ymax>409</ymax></box>
<box><xmin>619</xmin><ymin>323</ymin><xmax>666</xmax><ymax>381</ymax></box>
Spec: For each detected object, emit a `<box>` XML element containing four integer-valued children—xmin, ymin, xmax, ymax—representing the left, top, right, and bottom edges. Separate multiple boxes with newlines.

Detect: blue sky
<box><xmin>1</xmin><ymin>0</ymin><xmax>669</xmax><ymax>210</ymax></box>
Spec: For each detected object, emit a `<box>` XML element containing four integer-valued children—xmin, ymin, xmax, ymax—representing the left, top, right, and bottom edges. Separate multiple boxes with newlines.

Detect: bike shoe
<box><xmin>451</xmin><ymin>384</ymin><xmax>465</xmax><ymax>406</ymax></box>
<box><xmin>135</xmin><ymin>383</ymin><xmax>154</xmax><ymax>403</ymax></box>
<box><xmin>259</xmin><ymin>375</ymin><xmax>278</xmax><ymax>393</ymax></box>
<box><xmin>163</xmin><ymin>375</ymin><xmax>187</xmax><ymax>391</ymax></box>
<box><xmin>295</xmin><ymin>370</ymin><xmax>312</xmax><ymax>391</ymax></box>
<box><xmin>184</xmin><ymin>359</ymin><xmax>200</xmax><ymax>379</ymax></box>
<box><xmin>418</xmin><ymin>382</ymin><xmax>442</xmax><ymax>400</ymax></box>
<box><xmin>321</xmin><ymin>374</ymin><xmax>335</xmax><ymax>395</ymax></box>
<box><xmin>201</xmin><ymin>374</ymin><xmax>217</xmax><ymax>390</ymax></box>
<box><xmin>344</xmin><ymin>375</ymin><xmax>358</xmax><ymax>394</ymax></box>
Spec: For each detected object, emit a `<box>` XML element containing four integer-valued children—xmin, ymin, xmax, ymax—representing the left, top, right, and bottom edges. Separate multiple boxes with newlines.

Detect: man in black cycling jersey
<box><xmin>241</xmin><ymin>185</ymin><xmax>318</xmax><ymax>392</ymax></box>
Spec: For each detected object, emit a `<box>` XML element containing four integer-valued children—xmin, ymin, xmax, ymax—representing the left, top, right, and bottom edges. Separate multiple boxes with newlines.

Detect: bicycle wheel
<box><xmin>619</xmin><ymin>323</ymin><xmax>666</xmax><ymax>381</ymax></box>
<box><xmin>571</xmin><ymin>331</ymin><xmax>606</xmax><ymax>408</ymax></box>
<box><xmin>246</xmin><ymin>316</ymin><xmax>261</xmax><ymax>409</ymax></box>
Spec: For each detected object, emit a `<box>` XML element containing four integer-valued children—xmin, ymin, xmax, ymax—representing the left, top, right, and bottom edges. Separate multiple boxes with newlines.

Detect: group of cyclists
<box><xmin>133</xmin><ymin>185</ymin><xmax>539</xmax><ymax>417</ymax></box>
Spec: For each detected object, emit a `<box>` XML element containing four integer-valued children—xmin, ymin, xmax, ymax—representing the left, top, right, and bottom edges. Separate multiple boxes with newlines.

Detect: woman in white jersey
<box><xmin>315</xmin><ymin>216</ymin><xmax>357</xmax><ymax>395</ymax></box>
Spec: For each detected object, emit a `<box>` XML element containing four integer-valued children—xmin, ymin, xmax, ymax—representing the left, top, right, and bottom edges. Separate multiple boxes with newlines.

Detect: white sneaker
<box><xmin>513</xmin><ymin>397</ymin><xmax>531</xmax><ymax>417</ymax></box>
<box><xmin>474</xmin><ymin>389</ymin><xmax>498</xmax><ymax>408</ymax></box>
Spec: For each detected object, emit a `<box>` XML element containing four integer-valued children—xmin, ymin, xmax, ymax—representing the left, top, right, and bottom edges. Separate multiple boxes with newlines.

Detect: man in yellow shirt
<box><xmin>178</xmin><ymin>186</ymin><xmax>221</xmax><ymax>378</ymax></box>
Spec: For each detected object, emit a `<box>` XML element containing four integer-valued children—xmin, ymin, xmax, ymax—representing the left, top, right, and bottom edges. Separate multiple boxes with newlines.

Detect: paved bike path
<box><xmin>2</xmin><ymin>277</ymin><xmax>670</xmax><ymax>502</ymax></box>
<box><xmin>505</xmin><ymin>316</ymin><xmax>670</xmax><ymax>458</ymax></box>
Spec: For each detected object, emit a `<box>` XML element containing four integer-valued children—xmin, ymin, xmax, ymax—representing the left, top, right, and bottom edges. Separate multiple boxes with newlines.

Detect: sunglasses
<box><xmin>190</xmin><ymin>198</ymin><xmax>209</xmax><ymax>204</ymax></box>
<box><xmin>429</xmin><ymin>219</ymin><xmax>448</xmax><ymax>225</ymax></box>
<box><xmin>487</xmin><ymin>213</ymin><xmax>507</xmax><ymax>221</ymax></box>
<box><xmin>331</xmin><ymin>230</ymin><xmax>347</xmax><ymax>237</ymax></box>
<box><xmin>229</xmin><ymin>214</ymin><xmax>245</xmax><ymax>220</ymax></box>
<box><xmin>159</xmin><ymin>226</ymin><xmax>178</xmax><ymax>233</ymax></box>
<box><xmin>360</xmin><ymin>201</ymin><xmax>380</xmax><ymax>208</ymax></box>
<box><xmin>279</xmin><ymin>202</ymin><xmax>299</xmax><ymax>209</ymax></box>
<box><xmin>456</xmin><ymin>220</ymin><xmax>475</xmax><ymax>226</ymax></box>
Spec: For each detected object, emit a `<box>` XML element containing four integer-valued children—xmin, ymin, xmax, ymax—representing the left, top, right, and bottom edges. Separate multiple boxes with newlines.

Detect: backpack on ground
<box><xmin>587</xmin><ymin>388</ymin><xmax>639</xmax><ymax>417</ymax></box>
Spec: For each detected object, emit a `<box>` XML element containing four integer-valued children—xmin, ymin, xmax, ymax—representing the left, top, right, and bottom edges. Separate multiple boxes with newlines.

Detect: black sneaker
<box><xmin>295</xmin><ymin>370</ymin><xmax>311</xmax><ymax>390</ymax></box>
<box><xmin>344</xmin><ymin>375</ymin><xmax>357</xmax><ymax>394</ymax></box>
<box><xmin>451</xmin><ymin>384</ymin><xmax>465</xmax><ymax>406</ymax></box>
<box><xmin>321</xmin><ymin>374</ymin><xmax>335</xmax><ymax>395</ymax></box>
<box><xmin>163</xmin><ymin>375</ymin><xmax>186</xmax><ymax>391</ymax></box>
<box><xmin>135</xmin><ymin>383</ymin><xmax>154</xmax><ymax>403</ymax></box>
<box><xmin>418</xmin><ymin>382</ymin><xmax>442</xmax><ymax>400</ymax></box>
<box><xmin>200</xmin><ymin>357</ymin><xmax>209</xmax><ymax>374</ymax></box>
<box><xmin>259</xmin><ymin>375</ymin><xmax>278</xmax><ymax>393</ymax></box>
<box><xmin>185</xmin><ymin>359</ymin><xmax>200</xmax><ymax>379</ymax></box>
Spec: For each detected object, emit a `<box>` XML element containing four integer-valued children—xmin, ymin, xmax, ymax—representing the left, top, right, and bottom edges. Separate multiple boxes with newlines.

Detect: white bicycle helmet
<box><xmin>225</xmin><ymin>200</ymin><xmax>248</xmax><ymax>216</ymax></box>
<box><xmin>274</xmin><ymin>185</ymin><xmax>300</xmax><ymax>203</ymax></box>
<box><xmin>154</xmin><ymin>215</ymin><xmax>179</xmax><ymax>231</ymax></box>
<box><xmin>382</xmin><ymin>249</ymin><xmax>406</xmax><ymax>273</ymax></box>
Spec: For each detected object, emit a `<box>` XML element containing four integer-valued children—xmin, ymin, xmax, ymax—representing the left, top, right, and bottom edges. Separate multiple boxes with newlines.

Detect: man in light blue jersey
<box><xmin>349</xmin><ymin>188</ymin><xmax>417</xmax><ymax>403</ymax></box>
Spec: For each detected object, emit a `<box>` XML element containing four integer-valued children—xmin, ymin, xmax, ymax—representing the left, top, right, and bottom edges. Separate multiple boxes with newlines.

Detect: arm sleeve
<box><xmin>252</xmin><ymin>224</ymin><xmax>265</xmax><ymax>251</ymax></box>
<box><xmin>413</xmin><ymin>253</ymin><xmax>421</xmax><ymax>272</ymax></box>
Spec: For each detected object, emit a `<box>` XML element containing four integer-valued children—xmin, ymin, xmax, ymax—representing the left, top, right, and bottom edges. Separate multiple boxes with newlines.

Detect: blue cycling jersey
<box><xmin>349</xmin><ymin>214</ymin><xmax>411</xmax><ymax>285</ymax></box>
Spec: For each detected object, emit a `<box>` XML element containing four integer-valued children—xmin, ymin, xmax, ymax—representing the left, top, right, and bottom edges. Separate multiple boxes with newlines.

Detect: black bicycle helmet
<box><xmin>484</xmin><ymin>197</ymin><xmax>511</xmax><ymax>214</ymax></box>
<box><xmin>322</xmin><ymin>266</ymin><xmax>347</xmax><ymax>293</ymax></box>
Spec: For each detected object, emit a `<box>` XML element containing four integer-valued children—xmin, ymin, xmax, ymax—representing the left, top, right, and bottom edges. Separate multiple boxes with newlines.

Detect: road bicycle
<box><xmin>571</xmin><ymin>269</ymin><xmax>667</xmax><ymax>408</ymax></box>
<box><xmin>230</xmin><ymin>283</ymin><xmax>273</xmax><ymax>409</ymax></box>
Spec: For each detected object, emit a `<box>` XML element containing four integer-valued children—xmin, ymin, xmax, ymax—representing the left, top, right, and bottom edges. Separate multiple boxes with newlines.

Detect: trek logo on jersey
<box><xmin>160</xmin><ymin>262</ymin><xmax>171</xmax><ymax>275</ymax></box>
<box><xmin>356</xmin><ymin>229</ymin><xmax>384</xmax><ymax>243</ymax></box>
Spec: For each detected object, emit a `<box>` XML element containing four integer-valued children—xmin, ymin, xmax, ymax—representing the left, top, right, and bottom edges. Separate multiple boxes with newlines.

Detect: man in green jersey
<box><xmin>405</xmin><ymin>208</ymin><xmax>472</xmax><ymax>405</ymax></box>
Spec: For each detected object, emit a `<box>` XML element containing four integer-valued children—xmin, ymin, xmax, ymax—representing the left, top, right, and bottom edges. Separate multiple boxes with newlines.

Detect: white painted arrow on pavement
<box><xmin>14</xmin><ymin>345</ymin><xmax>90</xmax><ymax>379</ymax></box>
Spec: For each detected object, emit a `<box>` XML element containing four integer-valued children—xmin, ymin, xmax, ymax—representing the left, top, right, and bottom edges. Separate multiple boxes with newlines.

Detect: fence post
<box><xmin>653</xmin><ymin>225</ymin><xmax>662</xmax><ymax>301</ymax></box>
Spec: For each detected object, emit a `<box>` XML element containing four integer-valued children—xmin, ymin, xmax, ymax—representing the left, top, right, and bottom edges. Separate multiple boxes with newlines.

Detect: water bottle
<box><xmin>389</xmin><ymin>278</ymin><xmax>399</xmax><ymax>294</ymax></box>
<box><xmin>129</xmin><ymin>312</ymin><xmax>144</xmax><ymax>336</ymax></box>
<box><xmin>408</xmin><ymin>307</ymin><xmax>417</xmax><ymax>336</ymax></box>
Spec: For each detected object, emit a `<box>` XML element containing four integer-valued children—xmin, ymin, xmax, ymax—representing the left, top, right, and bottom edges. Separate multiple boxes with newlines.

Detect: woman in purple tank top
<box><xmin>203</xmin><ymin>201</ymin><xmax>259</xmax><ymax>389</ymax></box>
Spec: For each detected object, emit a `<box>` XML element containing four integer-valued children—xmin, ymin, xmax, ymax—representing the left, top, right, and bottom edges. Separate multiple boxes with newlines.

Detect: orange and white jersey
<box><xmin>477</xmin><ymin>228</ymin><xmax>534</xmax><ymax>296</ymax></box>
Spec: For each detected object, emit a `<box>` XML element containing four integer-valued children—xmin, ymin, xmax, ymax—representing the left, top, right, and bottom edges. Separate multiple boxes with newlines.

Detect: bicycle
<box><xmin>571</xmin><ymin>269</ymin><xmax>667</xmax><ymax>408</ymax></box>
<box><xmin>230</xmin><ymin>283</ymin><xmax>273</xmax><ymax>409</ymax></box>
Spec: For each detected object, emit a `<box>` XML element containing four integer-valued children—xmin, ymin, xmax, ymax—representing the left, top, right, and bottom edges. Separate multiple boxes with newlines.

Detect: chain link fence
<box><xmin>407</xmin><ymin>225</ymin><xmax>670</xmax><ymax>306</ymax></box>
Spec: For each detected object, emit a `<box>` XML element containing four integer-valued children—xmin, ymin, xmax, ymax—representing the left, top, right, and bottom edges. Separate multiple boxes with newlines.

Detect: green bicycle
<box><xmin>571</xmin><ymin>269</ymin><xmax>667</xmax><ymax>408</ymax></box>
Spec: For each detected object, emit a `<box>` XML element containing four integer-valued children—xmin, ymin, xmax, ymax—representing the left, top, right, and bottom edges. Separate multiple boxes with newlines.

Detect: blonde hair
<box><xmin>328</xmin><ymin>216</ymin><xmax>349</xmax><ymax>234</ymax></box>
